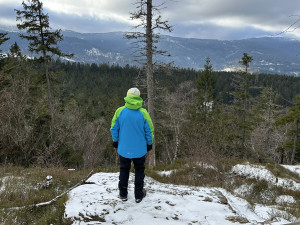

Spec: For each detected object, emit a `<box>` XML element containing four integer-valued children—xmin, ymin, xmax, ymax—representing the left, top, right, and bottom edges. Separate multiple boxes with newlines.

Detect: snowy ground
<box><xmin>64</xmin><ymin>171</ymin><xmax>296</xmax><ymax>225</ymax></box>
<box><xmin>282</xmin><ymin>165</ymin><xmax>300</xmax><ymax>177</ymax></box>
<box><xmin>231</xmin><ymin>164</ymin><xmax>300</xmax><ymax>191</ymax></box>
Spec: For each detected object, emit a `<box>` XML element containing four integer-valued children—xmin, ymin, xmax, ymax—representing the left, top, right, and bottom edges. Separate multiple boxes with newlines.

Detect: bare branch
<box><xmin>275</xmin><ymin>15</ymin><xmax>300</xmax><ymax>36</ymax></box>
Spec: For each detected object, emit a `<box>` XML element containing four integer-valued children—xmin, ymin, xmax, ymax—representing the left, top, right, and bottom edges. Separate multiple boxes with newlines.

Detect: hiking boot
<box><xmin>135</xmin><ymin>189</ymin><xmax>146</xmax><ymax>203</ymax></box>
<box><xmin>119</xmin><ymin>194</ymin><xmax>128</xmax><ymax>202</ymax></box>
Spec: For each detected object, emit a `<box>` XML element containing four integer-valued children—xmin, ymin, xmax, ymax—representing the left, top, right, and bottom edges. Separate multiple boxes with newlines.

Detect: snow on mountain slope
<box><xmin>64</xmin><ymin>172</ymin><xmax>292</xmax><ymax>225</ymax></box>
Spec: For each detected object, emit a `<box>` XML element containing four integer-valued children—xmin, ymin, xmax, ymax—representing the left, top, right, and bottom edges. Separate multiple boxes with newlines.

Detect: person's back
<box><xmin>110</xmin><ymin>87</ymin><xmax>154</xmax><ymax>203</ymax></box>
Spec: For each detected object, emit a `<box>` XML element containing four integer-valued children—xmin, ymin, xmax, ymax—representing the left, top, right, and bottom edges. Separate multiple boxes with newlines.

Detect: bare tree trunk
<box><xmin>43</xmin><ymin>55</ymin><xmax>57</xmax><ymax>166</ymax></box>
<box><xmin>291</xmin><ymin>119</ymin><xmax>299</xmax><ymax>165</ymax></box>
<box><xmin>39</xmin><ymin>7</ymin><xmax>55</xmax><ymax>137</ymax></box>
<box><xmin>173</xmin><ymin>123</ymin><xmax>180</xmax><ymax>162</ymax></box>
<box><xmin>242</xmin><ymin>67</ymin><xmax>248</xmax><ymax>158</ymax></box>
<box><xmin>242</xmin><ymin>100</ymin><xmax>246</xmax><ymax>158</ymax></box>
<box><xmin>146</xmin><ymin>0</ymin><xmax>155</xmax><ymax>169</ymax></box>
<box><xmin>44</xmin><ymin>60</ymin><xmax>54</xmax><ymax>131</ymax></box>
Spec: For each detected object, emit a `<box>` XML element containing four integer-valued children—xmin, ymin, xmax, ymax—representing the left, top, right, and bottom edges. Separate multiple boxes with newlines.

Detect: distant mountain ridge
<box><xmin>1</xmin><ymin>28</ymin><xmax>300</xmax><ymax>76</ymax></box>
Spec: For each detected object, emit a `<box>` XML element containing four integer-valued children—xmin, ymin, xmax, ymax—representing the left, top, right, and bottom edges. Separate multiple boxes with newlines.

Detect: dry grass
<box><xmin>0</xmin><ymin>165</ymin><xmax>91</xmax><ymax>225</ymax></box>
<box><xmin>265</xmin><ymin>163</ymin><xmax>300</xmax><ymax>181</ymax></box>
<box><xmin>146</xmin><ymin>157</ymin><xmax>244</xmax><ymax>188</ymax></box>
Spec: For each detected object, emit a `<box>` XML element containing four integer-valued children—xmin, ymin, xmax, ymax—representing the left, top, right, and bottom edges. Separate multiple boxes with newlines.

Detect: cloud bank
<box><xmin>0</xmin><ymin>0</ymin><xmax>300</xmax><ymax>39</ymax></box>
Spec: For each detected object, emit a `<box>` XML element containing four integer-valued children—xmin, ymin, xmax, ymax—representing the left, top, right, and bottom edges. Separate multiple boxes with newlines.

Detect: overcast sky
<box><xmin>1</xmin><ymin>0</ymin><xmax>300</xmax><ymax>40</ymax></box>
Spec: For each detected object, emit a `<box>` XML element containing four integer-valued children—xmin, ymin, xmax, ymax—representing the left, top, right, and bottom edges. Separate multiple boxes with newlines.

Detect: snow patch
<box><xmin>197</xmin><ymin>162</ymin><xmax>217</xmax><ymax>170</ymax></box>
<box><xmin>231</xmin><ymin>163</ymin><xmax>300</xmax><ymax>191</ymax></box>
<box><xmin>156</xmin><ymin>170</ymin><xmax>177</xmax><ymax>176</ymax></box>
<box><xmin>234</xmin><ymin>184</ymin><xmax>254</xmax><ymax>197</ymax></box>
<box><xmin>282</xmin><ymin>165</ymin><xmax>300</xmax><ymax>176</ymax></box>
<box><xmin>260</xmin><ymin>60</ymin><xmax>273</xmax><ymax>65</ymax></box>
<box><xmin>64</xmin><ymin>172</ymin><xmax>292</xmax><ymax>225</ymax></box>
<box><xmin>0</xmin><ymin>176</ymin><xmax>12</xmax><ymax>194</ymax></box>
<box><xmin>85</xmin><ymin>48</ymin><xmax>101</xmax><ymax>56</ymax></box>
<box><xmin>0</xmin><ymin>176</ymin><xmax>26</xmax><ymax>193</ymax></box>
<box><xmin>85</xmin><ymin>48</ymin><xmax>123</xmax><ymax>60</ymax></box>
<box><xmin>61</xmin><ymin>56</ymin><xmax>76</xmax><ymax>62</ymax></box>
<box><xmin>276</xmin><ymin>195</ymin><xmax>296</xmax><ymax>204</ymax></box>
<box><xmin>222</xmin><ymin>66</ymin><xmax>239</xmax><ymax>72</ymax></box>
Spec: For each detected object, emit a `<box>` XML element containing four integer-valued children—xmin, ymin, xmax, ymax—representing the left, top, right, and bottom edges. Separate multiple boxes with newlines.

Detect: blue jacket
<box><xmin>110</xmin><ymin>96</ymin><xmax>154</xmax><ymax>158</ymax></box>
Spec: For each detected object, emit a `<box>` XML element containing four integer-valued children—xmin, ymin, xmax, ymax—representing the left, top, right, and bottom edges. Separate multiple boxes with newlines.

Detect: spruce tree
<box><xmin>9</xmin><ymin>42</ymin><xmax>22</xmax><ymax>58</ymax></box>
<box><xmin>196</xmin><ymin>57</ymin><xmax>215</xmax><ymax>119</ymax></box>
<box><xmin>232</xmin><ymin>53</ymin><xmax>253</xmax><ymax>158</ymax></box>
<box><xmin>15</xmin><ymin>0</ymin><xmax>72</xmax><ymax>139</ymax></box>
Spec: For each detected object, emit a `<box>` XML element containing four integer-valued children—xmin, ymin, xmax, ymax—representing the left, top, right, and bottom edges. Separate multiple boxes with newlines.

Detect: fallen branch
<box><xmin>5</xmin><ymin>170</ymin><xmax>94</xmax><ymax>211</ymax></box>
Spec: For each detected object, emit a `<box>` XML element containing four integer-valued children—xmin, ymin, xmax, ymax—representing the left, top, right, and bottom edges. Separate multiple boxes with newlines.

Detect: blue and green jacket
<box><xmin>110</xmin><ymin>96</ymin><xmax>154</xmax><ymax>158</ymax></box>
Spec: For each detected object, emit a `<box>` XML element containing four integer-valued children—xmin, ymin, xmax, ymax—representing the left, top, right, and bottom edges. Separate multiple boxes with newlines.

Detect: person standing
<box><xmin>110</xmin><ymin>87</ymin><xmax>154</xmax><ymax>203</ymax></box>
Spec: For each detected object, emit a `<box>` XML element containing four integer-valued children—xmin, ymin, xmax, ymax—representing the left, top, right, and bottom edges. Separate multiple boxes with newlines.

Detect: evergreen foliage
<box><xmin>0</xmin><ymin>32</ymin><xmax>9</xmax><ymax>47</ymax></box>
<box><xmin>15</xmin><ymin>0</ymin><xmax>69</xmax><ymax>60</ymax></box>
<box><xmin>15</xmin><ymin>0</ymin><xmax>73</xmax><ymax>123</ymax></box>
<box><xmin>196</xmin><ymin>57</ymin><xmax>216</xmax><ymax>119</ymax></box>
<box><xmin>1</xmin><ymin>55</ymin><xmax>300</xmax><ymax>167</ymax></box>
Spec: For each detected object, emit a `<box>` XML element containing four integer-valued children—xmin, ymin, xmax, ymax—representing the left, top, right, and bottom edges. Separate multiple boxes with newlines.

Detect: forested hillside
<box><xmin>2</xmin><ymin>29</ymin><xmax>300</xmax><ymax>76</ymax></box>
<box><xmin>1</xmin><ymin>56</ymin><xmax>300</xmax><ymax>168</ymax></box>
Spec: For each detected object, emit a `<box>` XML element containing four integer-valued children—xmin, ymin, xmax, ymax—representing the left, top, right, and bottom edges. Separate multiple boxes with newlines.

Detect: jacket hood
<box><xmin>124</xmin><ymin>96</ymin><xmax>143</xmax><ymax>110</ymax></box>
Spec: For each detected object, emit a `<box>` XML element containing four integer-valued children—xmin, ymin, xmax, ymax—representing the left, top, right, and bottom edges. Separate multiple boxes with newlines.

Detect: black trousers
<box><xmin>119</xmin><ymin>155</ymin><xmax>146</xmax><ymax>199</ymax></box>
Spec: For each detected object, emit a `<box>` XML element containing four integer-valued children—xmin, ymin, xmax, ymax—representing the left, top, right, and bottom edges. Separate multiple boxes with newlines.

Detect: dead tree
<box><xmin>125</xmin><ymin>0</ymin><xmax>172</xmax><ymax>168</ymax></box>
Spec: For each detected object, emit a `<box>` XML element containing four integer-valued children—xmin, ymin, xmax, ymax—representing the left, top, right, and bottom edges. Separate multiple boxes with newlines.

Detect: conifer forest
<box><xmin>0</xmin><ymin>56</ymin><xmax>299</xmax><ymax>168</ymax></box>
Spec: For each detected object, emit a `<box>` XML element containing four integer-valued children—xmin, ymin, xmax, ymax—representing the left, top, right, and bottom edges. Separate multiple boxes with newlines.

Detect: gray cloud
<box><xmin>0</xmin><ymin>4</ymin><xmax>18</xmax><ymax>26</ymax></box>
<box><xmin>1</xmin><ymin>0</ymin><xmax>300</xmax><ymax>39</ymax></box>
<box><xmin>49</xmin><ymin>12</ymin><xmax>131</xmax><ymax>33</ymax></box>
<box><xmin>164</xmin><ymin>0</ymin><xmax>300</xmax><ymax>32</ymax></box>
<box><xmin>169</xmin><ymin>22</ymin><xmax>277</xmax><ymax>40</ymax></box>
